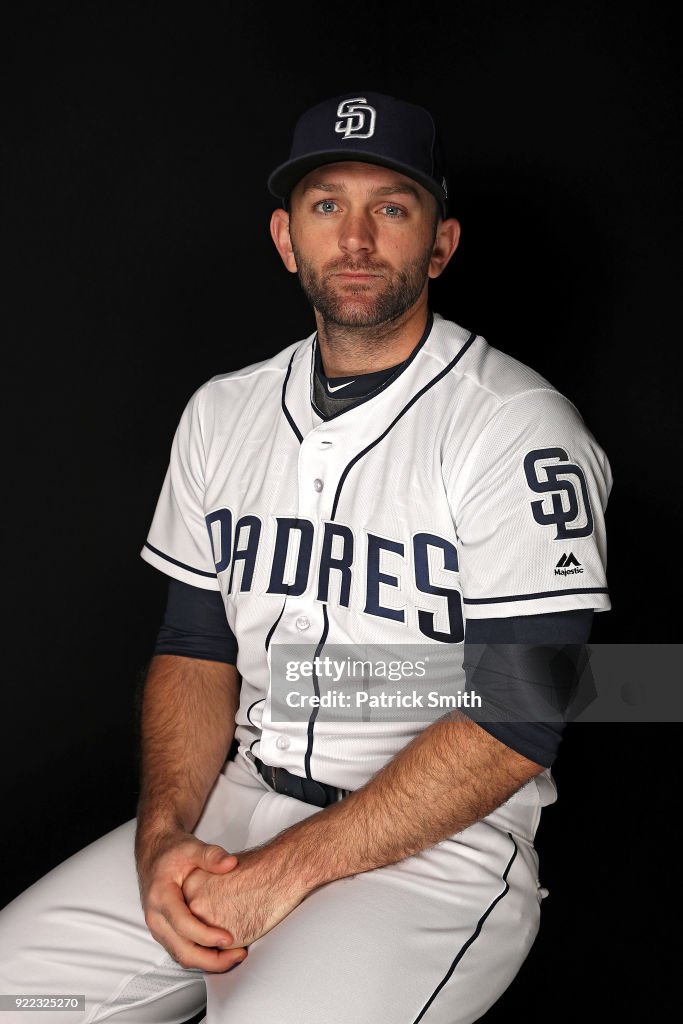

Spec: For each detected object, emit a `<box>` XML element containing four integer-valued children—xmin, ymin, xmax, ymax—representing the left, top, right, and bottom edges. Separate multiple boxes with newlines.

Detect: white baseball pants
<box><xmin>0</xmin><ymin>749</ymin><xmax>548</xmax><ymax>1023</ymax></box>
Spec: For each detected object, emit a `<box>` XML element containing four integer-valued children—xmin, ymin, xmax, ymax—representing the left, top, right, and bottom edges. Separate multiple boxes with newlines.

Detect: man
<box><xmin>0</xmin><ymin>91</ymin><xmax>611</xmax><ymax>1023</ymax></box>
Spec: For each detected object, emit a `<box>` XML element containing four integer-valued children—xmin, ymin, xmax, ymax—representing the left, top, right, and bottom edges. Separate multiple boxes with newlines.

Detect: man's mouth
<box><xmin>333</xmin><ymin>272</ymin><xmax>380</xmax><ymax>280</ymax></box>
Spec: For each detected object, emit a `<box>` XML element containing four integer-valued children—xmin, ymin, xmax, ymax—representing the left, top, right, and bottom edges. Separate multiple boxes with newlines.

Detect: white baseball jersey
<box><xmin>141</xmin><ymin>312</ymin><xmax>612</xmax><ymax>792</ymax></box>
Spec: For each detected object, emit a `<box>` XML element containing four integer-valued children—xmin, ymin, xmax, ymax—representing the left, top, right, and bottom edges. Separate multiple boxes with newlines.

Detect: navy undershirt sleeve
<box><xmin>154</xmin><ymin>578</ymin><xmax>238</xmax><ymax>665</ymax></box>
<box><xmin>463</xmin><ymin>609</ymin><xmax>594</xmax><ymax>767</ymax></box>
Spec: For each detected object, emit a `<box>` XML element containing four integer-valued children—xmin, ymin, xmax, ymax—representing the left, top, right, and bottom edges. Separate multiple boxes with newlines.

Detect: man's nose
<box><xmin>338</xmin><ymin>210</ymin><xmax>376</xmax><ymax>255</ymax></box>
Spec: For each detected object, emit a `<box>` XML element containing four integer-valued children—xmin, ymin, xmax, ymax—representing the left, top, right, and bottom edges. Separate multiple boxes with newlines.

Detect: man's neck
<box><xmin>315</xmin><ymin>301</ymin><xmax>430</xmax><ymax>377</ymax></box>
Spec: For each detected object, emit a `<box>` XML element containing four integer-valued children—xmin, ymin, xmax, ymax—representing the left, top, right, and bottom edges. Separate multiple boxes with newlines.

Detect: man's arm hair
<box><xmin>259</xmin><ymin>713</ymin><xmax>542</xmax><ymax>897</ymax></box>
<box><xmin>135</xmin><ymin>578</ymin><xmax>239</xmax><ymax>850</ymax></box>
<box><xmin>136</xmin><ymin>655</ymin><xmax>239</xmax><ymax>848</ymax></box>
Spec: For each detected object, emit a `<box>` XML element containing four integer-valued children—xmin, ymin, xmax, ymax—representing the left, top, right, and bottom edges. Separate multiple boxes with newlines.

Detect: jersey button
<box><xmin>313</xmin><ymin>478</ymin><xmax>324</xmax><ymax>492</ymax></box>
<box><xmin>276</xmin><ymin>735</ymin><xmax>290</xmax><ymax>750</ymax></box>
<box><xmin>295</xmin><ymin>615</ymin><xmax>310</xmax><ymax>630</ymax></box>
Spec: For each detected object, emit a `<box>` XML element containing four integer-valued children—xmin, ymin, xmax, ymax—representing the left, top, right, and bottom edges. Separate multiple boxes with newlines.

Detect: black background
<box><xmin>2</xmin><ymin>2</ymin><xmax>679</xmax><ymax>1019</ymax></box>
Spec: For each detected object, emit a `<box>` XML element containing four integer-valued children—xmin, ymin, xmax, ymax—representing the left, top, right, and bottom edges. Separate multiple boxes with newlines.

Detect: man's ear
<box><xmin>428</xmin><ymin>217</ymin><xmax>461</xmax><ymax>280</ymax></box>
<box><xmin>270</xmin><ymin>208</ymin><xmax>298</xmax><ymax>273</ymax></box>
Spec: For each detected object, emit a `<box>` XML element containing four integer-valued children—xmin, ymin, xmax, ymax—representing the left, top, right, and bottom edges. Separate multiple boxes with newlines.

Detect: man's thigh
<box><xmin>205</xmin><ymin>807</ymin><xmax>543</xmax><ymax>1024</ymax></box>
<box><xmin>0</xmin><ymin>752</ymin><xmax>544</xmax><ymax>1024</ymax></box>
<box><xmin>0</xmin><ymin>753</ymin><xmax>269</xmax><ymax>1024</ymax></box>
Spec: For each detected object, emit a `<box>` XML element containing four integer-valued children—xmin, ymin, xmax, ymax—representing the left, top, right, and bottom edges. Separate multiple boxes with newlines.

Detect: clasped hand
<box><xmin>138</xmin><ymin>830</ymin><xmax>309</xmax><ymax>973</ymax></box>
<box><xmin>182</xmin><ymin>844</ymin><xmax>307</xmax><ymax>948</ymax></box>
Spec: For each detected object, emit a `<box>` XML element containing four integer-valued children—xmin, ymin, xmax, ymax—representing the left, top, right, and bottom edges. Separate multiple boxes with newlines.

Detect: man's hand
<box><xmin>136</xmin><ymin>829</ymin><xmax>248</xmax><ymax>972</ymax></box>
<box><xmin>183</xmin><ymin>845</ymin><xmax>309</xmax><ymax>948</ymax></box>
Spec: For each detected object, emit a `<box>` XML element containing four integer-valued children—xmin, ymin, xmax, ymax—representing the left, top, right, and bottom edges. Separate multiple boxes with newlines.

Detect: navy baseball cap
<box><xmin>267</xmin><ymin>91</ymin><xmax>449</xmax><ymax>217</ymax></box>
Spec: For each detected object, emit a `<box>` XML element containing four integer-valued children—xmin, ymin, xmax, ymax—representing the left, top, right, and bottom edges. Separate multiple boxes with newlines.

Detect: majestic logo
<box><xmin>524</xmin><ymin>447</ymin><xmax>594</xmax><ymax>540</ymax></box>
<box><xmin>335</xmin><ymin>97</ymin><xmax>377</xmax><ymax>140</ymax></box>
<box><xmin>555</xmin><ymin>552</ymin><xmax>584</xmax><ymax>576</ymax></box>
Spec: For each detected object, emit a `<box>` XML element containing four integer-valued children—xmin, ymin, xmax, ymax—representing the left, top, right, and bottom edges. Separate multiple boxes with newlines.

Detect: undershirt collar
<box><xmin>314</xmin><ymin>342</ymin><xmax>405</xmax><ymax>400</ymax></box>
<box><xmin>312</xmin><ymin>341</ymin><xmax>407</xmax><ymax>419</ymax></box>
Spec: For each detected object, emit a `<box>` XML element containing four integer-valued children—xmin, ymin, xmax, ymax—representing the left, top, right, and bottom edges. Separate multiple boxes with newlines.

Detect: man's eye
<box><xmin>382</xmin><ymin>205</ymin><xmax>404</xmax><ymax>217</ymax></box>
<box><xmin>316</xmin><ymin>200</ymin><xmax>338</xmax><ymax>213</ymax></box>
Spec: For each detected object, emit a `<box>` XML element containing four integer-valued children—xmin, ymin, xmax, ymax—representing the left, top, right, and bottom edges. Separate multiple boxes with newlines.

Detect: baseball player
<box><xmin>0</xmin><ymin>91</ymin><xmax>611</xmax><ymax>1024</ymax></box>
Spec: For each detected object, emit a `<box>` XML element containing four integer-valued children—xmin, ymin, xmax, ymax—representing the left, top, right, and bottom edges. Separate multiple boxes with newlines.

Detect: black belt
<box><xmin>251</xmin><ymin>754</ymin><xmax>351</xmax><ymax>808</ymax></box>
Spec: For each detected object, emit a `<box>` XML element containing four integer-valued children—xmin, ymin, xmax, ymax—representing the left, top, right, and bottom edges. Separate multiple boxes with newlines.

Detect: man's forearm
<box><xmin>135</xmin><ymin>655</ymin><xmax>239</xmax><ymax>843</ymax></box>
<box><xmin>134</xmin><ymin>654</ymin><xmax>246</xmax><ymax>972</ymax></box>
<box><xmin>266</xmin><ymin>715</ymin><xmax>543</xmax><ymax>894</ymax></box>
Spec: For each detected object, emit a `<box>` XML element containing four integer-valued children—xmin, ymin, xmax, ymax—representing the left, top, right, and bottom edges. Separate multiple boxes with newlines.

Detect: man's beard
<box><xmin>290</xmin><ymin>241</ymin><xmax>434</xmax><ymax>329</ymax></box>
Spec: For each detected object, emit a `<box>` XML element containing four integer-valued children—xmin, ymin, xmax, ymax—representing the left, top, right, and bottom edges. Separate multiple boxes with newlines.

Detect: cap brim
<box><xmin>267</xmin><ymin>150</ymin><xmax>447</xmax><ymax>216</ymax></box>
